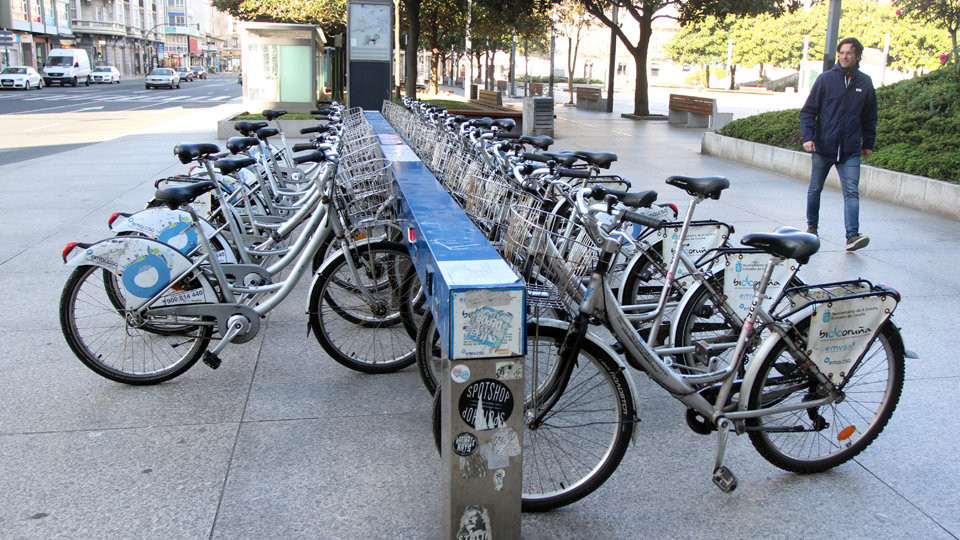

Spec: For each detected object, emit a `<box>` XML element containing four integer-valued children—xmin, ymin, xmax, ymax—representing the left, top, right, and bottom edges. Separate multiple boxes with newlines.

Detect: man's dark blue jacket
<box><xmin>800</xmin><ymin>63</ymin><xmax>878</xmax><ymax>161</ymax></box>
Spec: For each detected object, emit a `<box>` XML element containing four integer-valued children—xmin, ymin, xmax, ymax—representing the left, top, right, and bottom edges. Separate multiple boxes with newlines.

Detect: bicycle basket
<box><xmin>504</xmin><ymin>205</ymin><xmax>599</xmax><ymax>312</ymax></box>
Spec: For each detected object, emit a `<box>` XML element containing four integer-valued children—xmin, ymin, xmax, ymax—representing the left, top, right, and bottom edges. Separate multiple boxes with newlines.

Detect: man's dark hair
<box><xmin>837</xmin><ymin>37</ymin><xmax>864</xmax><ymax>57</ymax></box>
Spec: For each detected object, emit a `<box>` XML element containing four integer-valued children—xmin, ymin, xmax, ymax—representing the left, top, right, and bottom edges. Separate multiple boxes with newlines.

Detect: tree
<box><xmin>579</xmin><ymin>0</ymin><xmax>800</xmax><ymax>116</ymax></box>
<box><xmin>555</xmin><ymin>0</ymin><xmax>599</xmax><ymax>103</ymax></box>
<box><xmin>663</xmin><ymin>16</ymin><xmax>730</xmax><ymax>88</ymax></box>
<box><xmin>212</xmin><ymin>0</ymin><xmax>346</xmax><ymax>35</ymax></box>
<box><xmin>419</xmin><ymin>0</ymin><xmax>465</xmax><ymax>94</ymax></box>
<box><xmin>895</xmin><ymin>0</ymin><xmax>960</xmax><ymax>68</ymax></box>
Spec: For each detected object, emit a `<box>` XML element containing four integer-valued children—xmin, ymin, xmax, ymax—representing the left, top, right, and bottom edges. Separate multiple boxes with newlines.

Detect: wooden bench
<box><xmin>575</xmin><ymin>86</ymin><xmax>606</xmax><ymax>111</ymax></box>
<box><xmin>668</xmin><ymin>94</ymin><xmax>733</xmax><ymax>129</ymax></box>
<box><xmin>446</xmin><ymin>89</ymin><xmax>523</xmax><ymax>129</ymax></box>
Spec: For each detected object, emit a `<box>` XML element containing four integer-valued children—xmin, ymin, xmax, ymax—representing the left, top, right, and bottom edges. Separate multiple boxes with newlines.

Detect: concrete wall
<box><xmin>701</xmin><ymin>132</ymin><xmax>960</xmax><ymax>222</ymax></box>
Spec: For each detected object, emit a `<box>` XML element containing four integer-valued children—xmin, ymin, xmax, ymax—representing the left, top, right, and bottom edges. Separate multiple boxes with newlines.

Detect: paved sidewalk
<box><xmin>0</xmin><ymin>100</ymin><xmax>957</xmax><ymax>539</ymax></box>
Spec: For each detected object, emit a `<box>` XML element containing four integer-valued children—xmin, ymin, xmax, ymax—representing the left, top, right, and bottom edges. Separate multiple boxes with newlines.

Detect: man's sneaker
<box><xmin>846</xmin><ymin>234</ymin><xmax>869</xmax><ymax>251</ymax></box>
<box><xmin>806</xmin><ymin>225</ymin><xmax>818</xmax><ymax>236</ymax></box>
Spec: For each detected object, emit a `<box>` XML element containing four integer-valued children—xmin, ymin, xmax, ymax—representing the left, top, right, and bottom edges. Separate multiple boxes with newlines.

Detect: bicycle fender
<box><xmin>110</xmin><ymin>207</ymin><xmax>237</xmax><ymax>263</ymax></box>
<box><xmin>736</xmin><ymin>307</ymin><xmax>816</xmax><ymax>413</ymax></box>
<box><xmin>531</xmin><ymin>317</ymin><xmax>642</xmax><ymax>443</ymax></box>
<box><xmin>64</xmin><ymin>236</ymin><xmax>218</xmax><ymax>311</ymax></box>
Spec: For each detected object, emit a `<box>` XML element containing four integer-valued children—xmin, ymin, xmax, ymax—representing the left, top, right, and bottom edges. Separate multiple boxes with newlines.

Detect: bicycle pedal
<box><xmin>712</xmin><ymin>466</ymin><xmax>737</xmax><ymax>493</ymax></box>
<box><xmin>202</xmin><ymin>351</ymin><xmax>222</xmax><ymax>369</ymax></box>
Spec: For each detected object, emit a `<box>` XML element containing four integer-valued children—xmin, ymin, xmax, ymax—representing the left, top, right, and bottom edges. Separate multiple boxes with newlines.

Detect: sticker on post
<box><xmin>493</xmin><ymin>469</ymin><xmax>506</xmax><ymax>492</ymax></box>
<box><xmin>451</xmin><ymin>364</ymin><xmax>470</xmax><ymax>384</ymax></box>
<box><xmin>459</xmin><ymin>379</ymin><xmax>514</xmax><ymax>431</ymax></box>
<box><xmin>465</xmin><ymin>306</ymin><xmax>513</xmax><ymax>349</ymax></box>
<box><xmin>453</xmin><ymin>433</ymin><xmax>478</xmax><ymax>456</ymax></box>
<box><xmin>457</xmin><ymin>505</ymin><xmax>491</xmax><ymax>540</ymax></box>
<box><xmin>495</xmin><ymin>361</ymin><xmax>522</xmax><ymax>380</ymax></box>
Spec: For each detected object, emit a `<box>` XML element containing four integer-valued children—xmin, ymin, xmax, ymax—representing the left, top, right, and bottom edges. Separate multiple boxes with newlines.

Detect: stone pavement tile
<box><xmin>0</xmin><ymin>269</ymin><xmax>63</xmax><ymax>331</ymax></box>
<box><xmin>852</xmin><ymin>377</ymin><xmax>960</xmax><ymax>535</ymax></box>
<box><xmin>242</xmin><ymin>320</ymin><xmax>429</xmax><ymax>422</ymax></box>
<box><xmin>0</xmin><ymin>327</ymin><xmax>261</xmax><ymax>434</ymax></box>
<box><xmin>211</xmin><ymin>414</ymin><xmax>442</xmax><ymax>538</ymax></box>
<box><xmin>0</xmin><ymin>423</ymin><xmax>236</xmax><ymax>538</ymax></box>
<box><xmin>890</xmin><ymin>294</ymin><xmax>960</xmax><ymax>379</ymax></box>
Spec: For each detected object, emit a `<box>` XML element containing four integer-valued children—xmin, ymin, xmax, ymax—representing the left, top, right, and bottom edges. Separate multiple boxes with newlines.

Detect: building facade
<box><xmin>1</xmin><ymin>0</ymin><xmax>239</xmax><ymax>74</ymax></box>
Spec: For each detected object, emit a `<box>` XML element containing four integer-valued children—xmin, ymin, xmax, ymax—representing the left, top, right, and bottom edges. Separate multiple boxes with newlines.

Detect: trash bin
<box><xmin>522</xmin><ymin>97</ymin><xmax>554</xmax><ymax>137</ymax></box>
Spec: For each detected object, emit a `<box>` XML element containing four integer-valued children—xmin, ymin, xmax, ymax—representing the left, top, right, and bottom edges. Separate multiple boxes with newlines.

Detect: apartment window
<box><xmin>168</xmin><ymin>0</ymin><xmax>184</xmax><ymax>7</ymax></box>
<box><xmin>56</xmin><ymin>1</ymin><xmax>69</xmax><ymax>23</ymax></box>
<box><xmin>30</xmin><ymin>0</ymin><xmax>41</xmax><ymax>22</ymax></box>
<box><xmin>168</xmin><ymin>14</ymin><xmax>185</xmax><ymax>26</ymax></box>
<box><xmin>95</xmin><ymin>7</ymin><xmax>104</xmax><ymax>21</ymax></box>
<box><xmin>12</xmin><ymin>0</ymin><xmax>28</xmax><ymax>22</ymax></box>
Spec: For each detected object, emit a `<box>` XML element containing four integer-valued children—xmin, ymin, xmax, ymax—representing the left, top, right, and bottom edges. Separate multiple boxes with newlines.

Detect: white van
<box><xmin>42</xmin><ymin>48</ymin><xmax>92</xmax><ymax>87</ymax></box>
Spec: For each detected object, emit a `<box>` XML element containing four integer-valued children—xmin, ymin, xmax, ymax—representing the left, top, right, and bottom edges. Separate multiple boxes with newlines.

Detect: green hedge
<box><xmin>717</xmin><ymin>67</ymin><xmax>960</xmax><ymax>184</ymax></box>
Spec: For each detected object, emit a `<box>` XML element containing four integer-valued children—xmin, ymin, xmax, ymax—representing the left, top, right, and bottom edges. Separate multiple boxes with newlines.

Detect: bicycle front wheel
<box><xmin>59</xmin><ymin>265</ymin><xmax>212</xmax><ymax>384</ymax></box>
<box><xmin>746</xmin><ymin>320</ymin><xmax>905</xmax><ymax>473</ymax></box>
<box><xmin>308</xmin><ymin>241</ymin><xmax>418</xmax><ymax>373</ymax></box>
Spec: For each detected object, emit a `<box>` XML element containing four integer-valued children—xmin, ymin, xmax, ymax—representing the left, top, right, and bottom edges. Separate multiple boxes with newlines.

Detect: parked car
<box><xmin>42</xmin><ymin>48</ymin><xmax>91</xmax><ymax>86</ymax></box>
<box><xmin>189</xmin><ymin>66</ymin><xmax>207</xmax><ymax>79</ymax></box>
<box><xmin>145</xmin><ymin>68</ymin><xmax>180</xmax><ymax>89</ymax></box>
<box><xmin>90</xmin><ymin>65</ymin><xmax>121</xmax><ymax>84</ymax></box>
<box><xmin>0</xmin><ymin>66</ymin><xmax>43</xmax><ymax>90</ymax></box>
<box><xmin>174</xmin><ymin>67</ymin><xmax>193</xmax><ymax>82</ymax></box>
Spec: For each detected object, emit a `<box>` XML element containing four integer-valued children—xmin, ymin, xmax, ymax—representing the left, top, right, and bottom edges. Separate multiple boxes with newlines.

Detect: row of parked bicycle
<box><xmin>57</xmin><ymin>95</ymin><xmax>912</xmax><ymax>514</ymax></box>
<box><xmin>383</xmin><ymin>98</ymin><xmax>912</xmax><ymax>510</ymax></box>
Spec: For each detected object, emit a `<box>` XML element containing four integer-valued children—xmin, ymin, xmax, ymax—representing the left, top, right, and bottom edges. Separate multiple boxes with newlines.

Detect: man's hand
<box><xmin>862</xmin><ymin>149</ymin><xmax>872</xmax><ymax>157</ymax></box>
<box><xmin>803</xmin><ymin>141</ymin><xmax>816</xmax><ymax>152</ymax></box>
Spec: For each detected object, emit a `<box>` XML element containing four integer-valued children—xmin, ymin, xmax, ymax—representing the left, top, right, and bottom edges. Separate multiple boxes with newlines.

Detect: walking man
<box><xmin>801</xmin><ymin>37</ymin><xmax>878</xmax><ymax>252</ymax></box>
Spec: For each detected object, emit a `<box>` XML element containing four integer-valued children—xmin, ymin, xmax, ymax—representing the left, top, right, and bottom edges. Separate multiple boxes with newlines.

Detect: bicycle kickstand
<box><xmin>711</xmin><ymin>417</ymin><xmax>738</xmax><ymax>493</ymax></box>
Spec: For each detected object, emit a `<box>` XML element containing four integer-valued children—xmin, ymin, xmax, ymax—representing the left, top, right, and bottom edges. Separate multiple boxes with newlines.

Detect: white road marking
<box><xmin>23</xmin><ymin>123</ymin><xmax>59</xmax><ymax>132</ymax></box>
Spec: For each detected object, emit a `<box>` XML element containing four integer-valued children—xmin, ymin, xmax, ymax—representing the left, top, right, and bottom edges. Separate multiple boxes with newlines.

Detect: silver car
<box><xmin>145</xmin><ymin>67</ymin><xmax>180</xmax><ymax>89</ymax></box>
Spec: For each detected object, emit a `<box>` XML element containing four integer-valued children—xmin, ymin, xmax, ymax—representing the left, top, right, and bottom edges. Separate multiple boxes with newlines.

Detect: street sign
<box><xmin>0</xmin><ymin>30</ymin><xmax>15</xmax><ymax>44</ymax></box>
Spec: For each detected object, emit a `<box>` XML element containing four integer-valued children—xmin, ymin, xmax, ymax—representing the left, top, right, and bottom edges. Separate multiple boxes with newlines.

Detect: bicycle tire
<box><xmin>415</xmin><ymin>311</ymin><xmax>442</xmax><ymax>394</ymax></box>
<box><xmin>307</xmin><ymin>241</ymin><xmax>418</xmax><ymax>373</ymax></box>
<box><xmin>672</xmin><ymin>272</ymin><xmax>804</xmax><ymax>375</ymax></box>
<box><xmin>746</xmin><ymin>319</ymin><xmax>904</xmax><ymax>473</ymax></box>
<box><xmin>430</xmin><ymin>322</ymin><xmax>635</xmax><ymax>511</ymax></box>
<box><xmin>60</xmin><ymin>265</ymin><xmax>212</xmax><ymax>385</ymax></box>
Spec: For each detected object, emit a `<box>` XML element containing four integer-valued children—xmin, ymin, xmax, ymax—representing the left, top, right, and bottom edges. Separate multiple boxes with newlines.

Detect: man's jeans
<box><xmin>806</xmin><ymin>152</ymin><xmax>861</xmax><ymax>239</ymax></box>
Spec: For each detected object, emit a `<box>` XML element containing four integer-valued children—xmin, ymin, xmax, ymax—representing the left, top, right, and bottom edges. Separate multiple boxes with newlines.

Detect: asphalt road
<box><xmin>0</xmin><ymin>73</ymin><xmax>242</xmax><ymax>165</ymax></box>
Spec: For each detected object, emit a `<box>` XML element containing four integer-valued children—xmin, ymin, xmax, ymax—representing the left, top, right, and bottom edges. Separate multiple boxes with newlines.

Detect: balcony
<box><xmin>71</xmin><ymin>19</ymin><xmax>126</xmax><ymax>37</ymax></box>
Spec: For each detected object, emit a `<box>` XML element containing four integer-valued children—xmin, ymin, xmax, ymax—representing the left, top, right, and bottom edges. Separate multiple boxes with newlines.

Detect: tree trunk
<box><xmin>428</xmin><ymin>48</ymin><xmax>440</xmax><ymax>94</ymax></box>
<box><xmin>630</xmin><ymin>20</ymin><xmax>652</xmax><ymax>117</ymax></box>
<box><xmin>729</xmin><ymin>64</ymin><xmax>737</xmax><ymax>90</ymax></box>
<box><xmin>702</xmin><ymin>63</ymin><xmax>709</xmax><ymax>88</ymax></box>
<box><xmin>403</xmin><ymin>0</ymin><xmax>420</xmax><ymax>99</ymax></box>
<box><xmin>566</xmin><ymin>37</ymin><xmax>575</xmax><ymax>104</ymax></box>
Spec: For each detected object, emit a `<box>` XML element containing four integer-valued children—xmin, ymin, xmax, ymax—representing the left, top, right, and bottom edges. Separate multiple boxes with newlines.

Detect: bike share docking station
<box><xmin>366</xmin><ymin>111</ymin><xmax>526</xmax><ymax>539</ymax></box>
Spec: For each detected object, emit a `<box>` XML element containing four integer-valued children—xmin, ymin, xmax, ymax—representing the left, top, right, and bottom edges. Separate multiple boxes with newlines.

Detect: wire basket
<box><xmin>335</xmin><ymin>157</ymin><xmax>394</xmax><ymax>228</ymax></box>
<box><xmin>503</xmin><ymin>205</ymin><xmax>600</xmax><ymax>311</ymax></box>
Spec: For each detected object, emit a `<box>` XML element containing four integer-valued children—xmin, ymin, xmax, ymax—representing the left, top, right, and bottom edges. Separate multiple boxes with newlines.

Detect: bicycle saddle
<box><xmin>493</xmin><ymin>118</ymin><xmax>516</xmax><ymax>131</ymax></box>
<box><xmin>234</xmin><ymin>121</ymin><xmax>268</xmax><ymax>136</ymax></box>
<box><xmin>154</xmin><ymin>180</ymin><xmax>216</xmax><ymax>209</ymax></box>
<box><xmin>262</xmin><ymin>109</ymin><xmax>287</xmax><ymax>121</ymax></box>
<box><xmin>665</xmin><ymin>175</ymin><xmax>730</xmax><ymax>200</ymax></box>
<box><xmin>519</xmin><ymin>135</ymin><xmax>553</xmax><ymax>150</ymax></box>
<box><xmin>469</xmin><ymin>117</ymin><xmax>494</xmax><ymax>129</ymax></box>
<box><xmin>214</xmin><ymin>157</ymin><xmax>256</xmax><ymax>175</ymax></box>
<box><xmin>256</xmin><ymin>127</ymin><xmax>280</xmax><ymax>140</ymax></box>
<box><xmin>174</xmin><ymin>143</ymin><xmax>221</xmax><ymax>164</ymax></box>
<box><xmin>741</xmin><ymin>228</ymin><xmax>820</xmax><ymax>264</ymax></box>
<box><xmin>544</xmin><ymin>151</ymin><xmax>578</xmax><ymax>167</ymax></box>
<box><xmin>226</xmin><ymin>136</ymin><xmax>259</xmax><ymax>154</ymax></box>
<box><xmin>574</xmin><ymin>151</ymin><xmax>617</xmax><ymax>169</ymax></box>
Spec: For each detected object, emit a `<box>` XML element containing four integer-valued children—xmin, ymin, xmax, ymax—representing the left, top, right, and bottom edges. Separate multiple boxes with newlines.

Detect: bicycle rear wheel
<box><xmin>60</xmin><ymin>265</ymin><xmax>212</xmax><ymax>384</ymax></box>
<box><xmin>308</xmin><ymin>241</ymin><xmax>418</xmax><ymax>373</ymax></box>
<box><xmin>746</xmin><ymin>320</ymin><xmax>904</xmax><ymax>473</ymax></box>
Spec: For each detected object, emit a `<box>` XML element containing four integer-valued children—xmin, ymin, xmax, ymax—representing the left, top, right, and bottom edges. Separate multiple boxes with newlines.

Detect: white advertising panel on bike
<box><xmin>723</xmin><ymin>252</ymin><xmax>795</xmax><ymax>319</ymax></box>
<box><xmin>806</xmin><ymin>295</ymin><xmax>892</xmax><ymax>383</ymax></box>
<box><xmin>661</xmin><ymin>223</ymin><xmax>729</xmax><ymax>277</ymax></box>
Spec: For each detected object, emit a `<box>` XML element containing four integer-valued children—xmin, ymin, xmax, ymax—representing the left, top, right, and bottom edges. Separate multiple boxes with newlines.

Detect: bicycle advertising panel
<box><xmin>660</xmin><ymin>222</ymin><xmax>730</xmax><ymax>278</ymax></box>
<box><xmin>805</xmin><ymin>295</ymin><xmax>894</xmax><ymax>383</ymax></box>
<box><xmin>723</xmin><ymin>252</ymin><xmax>796</xmax><ymax>319</ymax></box>
<box><xmin>65</xmin><ymin>237</ymin><xmax>217</xmax><ymax>310</ymax></box>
